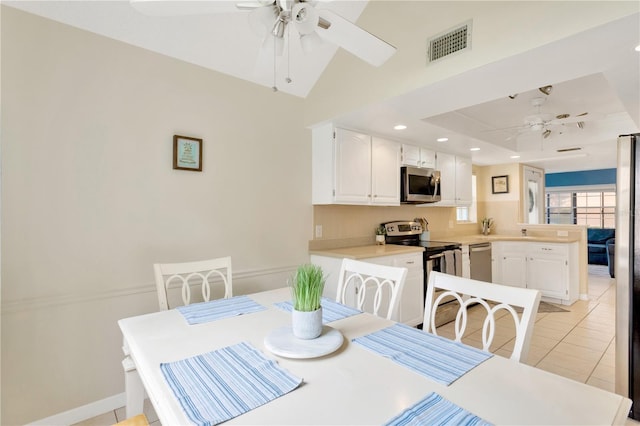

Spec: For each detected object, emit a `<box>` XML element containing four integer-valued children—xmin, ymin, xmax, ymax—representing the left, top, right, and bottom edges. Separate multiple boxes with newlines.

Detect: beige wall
<box><xmin>1</xmin><ymin>7</ymin><xmax>310</xmax><ymax>424</ymax></box>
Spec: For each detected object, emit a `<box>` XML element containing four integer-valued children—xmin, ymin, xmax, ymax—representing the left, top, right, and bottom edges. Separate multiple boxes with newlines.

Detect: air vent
<box><xmin>427</xmin><ymin>20</ymin><xmax>472</xmax><ymax>63</ymax></box>
<box><xmin>556</xmin><ymin>147</ymin><xmax>582</xmax><ymax>153</ymax></box>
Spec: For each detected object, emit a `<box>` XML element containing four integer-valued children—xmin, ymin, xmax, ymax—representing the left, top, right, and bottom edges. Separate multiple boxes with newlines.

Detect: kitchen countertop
<box><xmin>308</xmin><ymin>234</ymin><xmax>579</xmax><ymax>260</ymax></box>
<box><xmin>309</xmin><ymin>244</ymin><xmax>424</xmax><ymax>260</ymax></box>
<box><xmin>452</xmin><ymin>234</ymin><xmax>580</xmax><ymax>245</ymax></box>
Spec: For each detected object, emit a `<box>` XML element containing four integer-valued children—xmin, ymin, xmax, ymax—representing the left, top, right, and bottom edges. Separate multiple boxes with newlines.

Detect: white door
<box><xmin>528</xmin><ymin>256</ymin><xmax>567</xmax><ymax>299</ymax></box>
<box><xmin>500</xmin><ymin>254</ymin><xmax>527</xmax><ymax>288</ymax></box>
<box><xmin>455</xmin><ymin>156</ymin><xmax>472</xmax><ymax>204</ymax></box>
<box><xmin>334</xmin><ymin>129</ymin><xmax>371</xmax><ymax>204</ymax></box>
<box><xmin>420</xmin><ymin>148</ymin><xmax>436</xmax><ymax>169</ymax></box>
<box><xmin>401</xmin><ymin>144</ymin><xmax>420</xmax><ymax>167</ymax></box>
<box><xmin>371</xmin><ymin>137</ymin><xmax>400</xmax><ymax>205</ymax></box>
<box><xmin>523</xmin><ymin>166</ymin><xmax>545</xmax><ymax>224</ymax></box>
<box><xmin>436</xmin><ymin>152</ymin><xmax>456</xmax><ymax>203</ymax></box>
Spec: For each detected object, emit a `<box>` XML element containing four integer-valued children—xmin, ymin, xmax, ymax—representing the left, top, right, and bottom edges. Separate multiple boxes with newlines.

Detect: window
<box><xmin>457</xmin><ymin>175</ymin><xmax>477</xmax><ymax>223</ymax></box>
<box><xmin>546</xmin><ymin>190</ymin><xmax>615</xmax><ymax>227</ymax></box>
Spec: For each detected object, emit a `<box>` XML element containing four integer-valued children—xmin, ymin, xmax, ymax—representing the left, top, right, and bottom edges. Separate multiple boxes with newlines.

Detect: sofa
<box><xmin>588</xmin><ymin>228</ymin><xmax>615</xmax><ymax>266</ymax></box>
<box><xmin>607</xmin><ymin>239</ymin><xmax>615</xmax><ymax>278</ymax></box>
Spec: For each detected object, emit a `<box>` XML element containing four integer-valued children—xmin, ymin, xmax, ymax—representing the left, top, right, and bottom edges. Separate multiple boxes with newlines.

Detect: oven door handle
<box><xmin>427</xmin><ymin>253</ymin><xmax>446</xmax><ymax>260</ymax></box>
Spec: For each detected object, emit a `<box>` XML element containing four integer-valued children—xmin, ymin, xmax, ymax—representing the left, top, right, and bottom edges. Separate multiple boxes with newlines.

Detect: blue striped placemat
<box><xmin>352</xmin><ymin>323</ymin><xmax>492</xmax><ymax>386</ymax></box>
<box><xmin>160</xmin><ymin>341</ymin><xmax>302</xmax><ymax>426</ymax></box>
<box><xmin>274</xmin><ymin>297</ymin><xmax>362</xmax><ymax>323</ymax></box>
<box><xmin>176</xmin><ymin>295</ymin><xmax>266</xmax><ymax>325</ymax></box>
<box><xmin>385</xmin><ymin>392</ymin><xmax>492</xmax><ymax>426</ymax></box>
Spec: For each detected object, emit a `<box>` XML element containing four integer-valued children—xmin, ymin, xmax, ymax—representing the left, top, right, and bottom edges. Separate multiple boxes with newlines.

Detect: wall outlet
<box><xmin>315</xmin><ymin>225</ymin><xmax>323</xmax><ymax>238</ymax></box>
<box><xmin>557</xmin><ymin>230</ymin><xmax>569</xmax><ymax>237</ymax></box>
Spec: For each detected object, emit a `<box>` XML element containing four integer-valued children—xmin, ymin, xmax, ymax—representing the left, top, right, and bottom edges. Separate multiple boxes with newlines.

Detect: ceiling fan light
<box><xmin>538</xmin><ymin>85</ymin><xmax>553</xmax><ymax>95</ymax></box>
<box><xmin>292</xmin><ymin>3</ymin><xmax>319</xmax><ymax>35</ymax></box>
<box><xmin>300</xmin><ymin>32</ymin><xmax>322</xmax><ymax>53</ymax></box>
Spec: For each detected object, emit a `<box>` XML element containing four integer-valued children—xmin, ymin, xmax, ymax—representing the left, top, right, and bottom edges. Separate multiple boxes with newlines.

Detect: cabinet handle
<box><xmin>406</xmin><ymin>261</ymin><xmax>415</xmax><ymax>264</ymax></box>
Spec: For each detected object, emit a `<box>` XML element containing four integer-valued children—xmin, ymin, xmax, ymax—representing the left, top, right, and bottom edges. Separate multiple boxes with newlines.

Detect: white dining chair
<box><xmin>122</xmin><ymin>256</ymin><xmax>233</xmax><ymax>417</ymax></box>
<box><xmin>423</xmin><ymin>271</ymin><xmax>541</xmax><ymax>363</ymax></box>
<box><xmin>153</xmin><ymin>256</ymin><xmax>233</xmax><ymax>310</ymax></box>
<box><xmin>335</xmin><ymin>258</ymin><xmax>408</xmax><ymax>320</ymax></box>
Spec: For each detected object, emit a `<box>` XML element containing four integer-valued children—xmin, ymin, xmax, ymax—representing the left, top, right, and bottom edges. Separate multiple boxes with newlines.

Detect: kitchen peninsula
<box><xmin>310</xmin><ymin>231</ymin><xmax>582</xmax><ymax>327</ymax></box>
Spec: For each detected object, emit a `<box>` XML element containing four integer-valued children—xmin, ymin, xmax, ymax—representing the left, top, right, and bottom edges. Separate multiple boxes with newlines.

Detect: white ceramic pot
<box><xmin>375</xmin><ymin>235</ymin><xmax>385</xmax><ymax>245</ymax></box>
<box><xmin>292</xmin><ymin>307</ymin><xmax>323</xmax><ymax>339</ymax></box>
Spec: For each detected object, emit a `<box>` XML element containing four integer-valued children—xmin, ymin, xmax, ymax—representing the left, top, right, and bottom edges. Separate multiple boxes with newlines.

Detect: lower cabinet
<box><xmin>492</xmin><ymin>241</ymin><xmax>578</xmax><ymax>305</ymax></box>
<box><xmin>310</xmin><ymin>252</ymin><xmax>424</xmax><ymax>326</ymax></box>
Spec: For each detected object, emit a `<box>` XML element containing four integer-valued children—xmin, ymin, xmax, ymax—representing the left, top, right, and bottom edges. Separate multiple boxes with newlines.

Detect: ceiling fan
<box><xmin>129</xmin><ymin>0</ymin><xmax>397</xmax><ymax>70</ymax></box>
<box><xmin>497</xmin><ymin>89</ymin><xmax>594</xmax><ymax>141</ymax></box>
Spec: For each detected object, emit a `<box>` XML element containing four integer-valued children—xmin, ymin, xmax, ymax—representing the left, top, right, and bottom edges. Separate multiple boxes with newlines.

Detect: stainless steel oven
<box><xmin>383</xmin><ymin>221</ymin><xmax>462</xmax><ymax>327</ymax></box>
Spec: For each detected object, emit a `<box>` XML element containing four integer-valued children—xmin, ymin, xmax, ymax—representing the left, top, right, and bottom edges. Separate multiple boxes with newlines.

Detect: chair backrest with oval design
<box><xmin>335</xmin><ymin>258</ymin><xmax>408</xmax><ymax>321</ymax></box>
<box><xmin>423</xmin><ymin>271</ymin><xmax>541</xmax><ymax>363</ymax></box>
<box><xmin>153</xmin><ymin>257</ymin><xmax>232</xmax><ymax>311</ymax></box>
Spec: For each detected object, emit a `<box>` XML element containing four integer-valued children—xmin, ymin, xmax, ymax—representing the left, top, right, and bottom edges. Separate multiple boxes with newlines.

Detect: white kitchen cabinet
<box><xmin>527</xmin><ymin>243</ymin><xmax>573</xmax><ymax>300</ymax></box>
<box><xmin>455</xmin><ymin>156</ymin><xmax>472</xmax><ymax>204</ymax></box>
<box><xmin>312</xmin><ymin>124</ymin><xmax>400</xmax><ymax>206</ymax></box>
<box><xmin>334</xmin><ymin>128</ymin><xmax>371</xmax><ymax>204</ymax></box>
<box><xmin>310</xmin><ymin>252</ymin><xmax>424</xmax><ymax>326</ymax></box>
<box><xmin>491</xmin><ymin>241</ymin><xmax>578</xmax><ymax>304</ymax></box>
<box><xmin>371</xmin><ymin>137</ymin><xmax>402</xmax><ymax>204</ymax></box>
<box><xmin>401</xmin><ymin>144</ymin><xmax>436</xmax><ymax>169</ymax></box>
<box><xmin>493</xmin><ymin>242</ymin><xmax>527</xmax><ymax>288</ymax></box>
<box><xmin>435</xmin><ymin>152</ymin><xmax>472</xmax><ymax>205</ymax></box>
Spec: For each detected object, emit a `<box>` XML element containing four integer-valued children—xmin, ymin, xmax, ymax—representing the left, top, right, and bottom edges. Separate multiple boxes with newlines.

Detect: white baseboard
<box><xmin>27</xmin><ymin>393</ymin><xmax>125</xmax><ymax>426</ymax></box>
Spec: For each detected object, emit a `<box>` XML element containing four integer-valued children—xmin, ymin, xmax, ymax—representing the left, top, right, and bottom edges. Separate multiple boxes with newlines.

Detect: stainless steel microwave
<box><xmin>400</xmin><ymin>166</ymin><xmax>441</xmax><ymax>204</ymax></box>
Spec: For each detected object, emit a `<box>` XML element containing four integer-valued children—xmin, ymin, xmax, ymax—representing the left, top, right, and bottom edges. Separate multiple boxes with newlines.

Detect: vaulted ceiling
<box><xmin>5</xmin><ymin>1</ymin><xmax>640</xmax><ymax>173</ymax></box>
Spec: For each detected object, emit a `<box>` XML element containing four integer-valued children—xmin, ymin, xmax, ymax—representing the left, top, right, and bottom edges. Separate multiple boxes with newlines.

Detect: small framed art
<box><xmin>173</xmin><ymin>135</ymin><xmax>202</xmax><ymax>171</ymax></box>
<box><xmin>492</xmin><ymin>175</ymin><xmax>509</xmax><ymax>194</ymax></box>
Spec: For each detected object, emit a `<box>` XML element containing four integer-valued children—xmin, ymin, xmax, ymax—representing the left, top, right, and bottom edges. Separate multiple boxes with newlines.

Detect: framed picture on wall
<box><xmin>173</xmin><ymin>135</ymin><xmax>202</xmax><ymax>171</ymax></box>
<box><xmin>492</xmin><ymin>175</ymin><xmax>509</xmax><ymax>194</ymax></box>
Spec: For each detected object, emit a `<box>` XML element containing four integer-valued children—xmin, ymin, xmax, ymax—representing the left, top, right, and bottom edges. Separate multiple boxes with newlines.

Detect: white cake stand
<box><xmin>264</xmin><ymin>325</ymin><xmax>344</xmax><ymax>359</ymax></box>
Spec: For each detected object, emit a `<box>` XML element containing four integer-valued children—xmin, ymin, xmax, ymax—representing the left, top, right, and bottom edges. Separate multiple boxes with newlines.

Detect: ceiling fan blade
<box><xmin>549</xmin><ymin>112</ymin><xmax>604</xmax><ymax>125</ymax></box>
<box><xmin>130</xmin><ymin>0</ymin><xmax>246</xmax><ymax>16</ymax></box>
<box><xmin>315</xmin><ymin>9</ymin><xmax>396</xmax><ymax>67</ymax></box>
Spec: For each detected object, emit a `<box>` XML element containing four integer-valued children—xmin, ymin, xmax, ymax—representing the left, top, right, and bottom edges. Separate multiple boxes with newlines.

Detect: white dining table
<box><xmin>118</xmin><ymin>287</ymin><xmax>632</xmax><ymax>425</ymax></box>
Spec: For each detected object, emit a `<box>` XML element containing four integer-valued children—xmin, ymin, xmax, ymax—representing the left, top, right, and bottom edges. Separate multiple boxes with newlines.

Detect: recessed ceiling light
<box><xmin>510</xmin><ymin>155</ymin><xmax>521</xmax><ymax>159</ymax></box>
<box><xmin>393</xmin><ymin>124</ymin><xmax>407</xmax><ymax>130</ymax></box>
<box><xmin>470</xmin><ymin>147</ymin><xmax>480</xmax><ymax>151</ymax></box>
<box><xmin>635</xmin><ymin>44</ymin><xmax>640</xmax><ymax>52</ymax></box>
<box><xmin>437</xmin><ymin>137</ymin><xmax>448</xmax><ymax>142</ymax></box>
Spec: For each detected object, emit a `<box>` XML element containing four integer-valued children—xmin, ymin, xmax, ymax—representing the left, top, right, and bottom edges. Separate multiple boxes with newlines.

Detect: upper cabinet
<box><xmin>435</xmin><ymin>152</ymin><xmax>472</xmax><ymax>205</ymax></box>
<box><xmin>312</xmin><ymin>125</ymin><xmax>400</xmax><ymax>206</ymax></box>
<box><xmin>401</xmin><ymin>144</ymin><xmax>436</xmax><ymax>169</ymax></box>
<box><xmin>371</xmin><ymin>137</ymin><xmax>402</xmax><ymax>205</ymax></box>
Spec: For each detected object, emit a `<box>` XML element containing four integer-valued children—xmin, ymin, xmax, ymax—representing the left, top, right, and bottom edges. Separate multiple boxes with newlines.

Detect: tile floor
<box><xmin>76</xmin><ymin>265</ymin><xmax>635</xmax><ymax>425</ymax></box>
<box><xmin>437</xmin><ymin>264</ymin><xmax>617</xmax><ymax>391</ymax></box>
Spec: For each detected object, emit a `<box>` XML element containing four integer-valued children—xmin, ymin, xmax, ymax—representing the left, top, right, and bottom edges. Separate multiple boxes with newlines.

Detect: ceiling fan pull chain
<box><xmin>286</xmin><ymin>24</ymin><xmax>292</xmax><ymax>84</ymax></box>
<box><xmin>272</xmin><ymin>34</ymin><xmax>278</xmax><ymax>92</ymax></box>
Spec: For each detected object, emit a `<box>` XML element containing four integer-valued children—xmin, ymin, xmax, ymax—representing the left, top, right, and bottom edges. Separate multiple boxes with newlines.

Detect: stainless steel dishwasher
<box><xmin>469</xmin><ymin>242</ymin><xmax>492</xmax><ymax>282</ymax></box>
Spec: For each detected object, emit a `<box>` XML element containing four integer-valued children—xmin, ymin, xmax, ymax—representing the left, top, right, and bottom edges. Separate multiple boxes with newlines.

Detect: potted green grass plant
<box><xmin>290</xmin><ymin>264</ymin><xmax>326</xmax><ymax>339</ymax></box>
<box><xmin>375</xmin><ymin>225</ymin><xmax>386</xmax><ymax>245</ymax></box>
